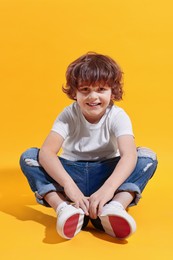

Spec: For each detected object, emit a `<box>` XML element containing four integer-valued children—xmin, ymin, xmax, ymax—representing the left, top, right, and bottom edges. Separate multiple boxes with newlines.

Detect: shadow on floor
<box><xmin>0</xmin><ymin>167</ymin><xmax>127</xmax><ymax>245</ymax></box>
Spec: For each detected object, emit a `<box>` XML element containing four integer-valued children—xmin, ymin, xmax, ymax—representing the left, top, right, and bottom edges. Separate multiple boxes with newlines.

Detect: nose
<box><xmin>88</xmin><ymin>91</ymin><xmax>98</xmax><ymax>100</ymax></box>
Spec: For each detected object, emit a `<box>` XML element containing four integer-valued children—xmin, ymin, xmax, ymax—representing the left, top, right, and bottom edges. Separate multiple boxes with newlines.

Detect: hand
<box><xmin>63</xmin><ymin>181</ymin><xmax>89</xmax><ymax>215</ymax></box>
<box><xmin>89</xmin><ymin>186</ymin><xmax>115</xmax><ymax>219</ymax></box>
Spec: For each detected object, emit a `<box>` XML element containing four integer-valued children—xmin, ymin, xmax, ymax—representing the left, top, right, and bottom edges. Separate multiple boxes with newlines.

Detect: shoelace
<box><xmin>57</xmin><ymin>205</ymin><xmax>69</xmax><ymax>217</ymax></box>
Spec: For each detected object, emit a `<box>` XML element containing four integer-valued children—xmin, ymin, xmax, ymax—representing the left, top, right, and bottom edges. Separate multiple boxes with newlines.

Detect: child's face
<box><xmin>75</xmin><ymin>84</ymin><xmax>113</xmax><ymax>123</ymax></box>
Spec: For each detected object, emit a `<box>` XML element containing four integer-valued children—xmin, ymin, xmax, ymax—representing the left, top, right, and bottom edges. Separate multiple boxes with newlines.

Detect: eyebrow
<box><xmin>78</xmin><ymin>85</ymin><xmax>110</xmax><ymax>89</ymax></box>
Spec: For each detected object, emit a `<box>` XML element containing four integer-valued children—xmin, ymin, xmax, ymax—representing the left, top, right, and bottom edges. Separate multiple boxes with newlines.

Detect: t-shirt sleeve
<box><xmin>51</xmin><ymin>108</ymin><xmax>72</xmax><ymax>139</ymax></box>
<box><xmin>111</xmin><ymin>109</ymin><xmax>134</xmax><ymax>137</ymax></box>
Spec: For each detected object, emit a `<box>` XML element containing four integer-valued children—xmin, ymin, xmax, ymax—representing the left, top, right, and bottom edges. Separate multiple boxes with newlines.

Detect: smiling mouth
<box><xmin>87</xmin><ymin>103</ymin><xmax>101</xmax><ymax>107</ymax></box>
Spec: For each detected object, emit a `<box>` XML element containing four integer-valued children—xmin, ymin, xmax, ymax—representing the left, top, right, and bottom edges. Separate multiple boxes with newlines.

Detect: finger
<box><xmin>89</xmin><ymin>202</ymin><xmax>98</xmax><ymax>219</ymax></box>
<box><xmin>98</xmin><ymin>202</ymin><xmax>104</xmax><ymax>216</ymax></box>
<box><xmin>80</xmin><ymin>200</ymin><xmax>89</xmax><ymax>215</ymax></box>
<box><xmin>90</xmin><ymin>208</ymin><xmax>97</xmax><ymax>219</ymax></box>
<box><xmin>73</xmin><ymin>201</ymin><xmax>79</xmax><ymax>209</ymax></box>
<box><xmin>84</xmin><ymin>197</ymin><xmax>90</xmax><ymax>209</ymax></box>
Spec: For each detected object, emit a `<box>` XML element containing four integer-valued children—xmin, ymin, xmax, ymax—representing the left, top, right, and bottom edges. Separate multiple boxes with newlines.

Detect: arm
<box><xmin>39</xmin><ymin>131</ymin><xmax>89</xmax><ymax>214</ymax></box>
<box><xmin>89</xmin><ymin>135</ymin><xmax>137</xmax><ymax>218</ymax></box>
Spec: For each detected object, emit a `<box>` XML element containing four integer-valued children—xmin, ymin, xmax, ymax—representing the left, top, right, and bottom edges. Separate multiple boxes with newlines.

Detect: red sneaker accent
<box><xmin>109</xmin><ymin>216</ymin><xmax>131</xmax><ymax>238</ymax></box>
<box><xmin>64</xmin><ymin>214</ymin><xmax>80</xmax><ymax>238</ymax></box>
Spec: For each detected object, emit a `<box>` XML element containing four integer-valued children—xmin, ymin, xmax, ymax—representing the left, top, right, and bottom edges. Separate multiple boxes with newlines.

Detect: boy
<box><xmin>20</xmin><ymin>52</ymin><xmax>157</xmax><ymax>240</ymax></box>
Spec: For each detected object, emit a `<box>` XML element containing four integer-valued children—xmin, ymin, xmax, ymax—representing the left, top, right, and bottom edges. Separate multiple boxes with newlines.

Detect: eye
<box><xmin>98</xmin><ymin>87</ymin><xmax>107</xmax><ymax>92</ymax></box>
<box><xmin>78</xmin><ymin>87</ymin><xmax>90</xmax><ymax>93</ymax></box>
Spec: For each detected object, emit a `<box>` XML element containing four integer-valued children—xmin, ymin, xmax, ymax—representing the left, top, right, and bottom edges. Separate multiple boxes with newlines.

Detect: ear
<box><xmin>111</xmin><ymin>93</ymin><xmax>115</xmax><ymax>100</ymax></box>
<box><xmin>73</xmin><ymin>88</ymin><xmax>79</xmax><ymax>99</ymax></box>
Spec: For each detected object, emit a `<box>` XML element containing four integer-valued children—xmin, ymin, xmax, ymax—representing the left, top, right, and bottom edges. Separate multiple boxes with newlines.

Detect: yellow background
<box><xmin>0</xmin><ymin>0</ymin><xmax>173</xmax><ymax>259</ymax></box>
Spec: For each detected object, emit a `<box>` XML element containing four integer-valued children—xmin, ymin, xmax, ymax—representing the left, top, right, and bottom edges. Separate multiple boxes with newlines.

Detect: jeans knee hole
<box><xmin>143</xmin><ymin>162</ymin><xmax>153</xmax><ymax>172</ymax></box>
<box><xmin>24</xmin><ymin>158</ymin><xmax>40</xmax><ymax>167</ymax></box>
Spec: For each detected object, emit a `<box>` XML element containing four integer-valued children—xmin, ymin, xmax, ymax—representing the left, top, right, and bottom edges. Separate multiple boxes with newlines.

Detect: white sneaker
<box><xmin>99</xmin><ymin>203</ymin><xmax>136</xmax><ymax>239</ymax></box>
<box><xmin>56</xmin><ymin>204</ymin><xmax>84</xmax><ymax>239</ymax></box>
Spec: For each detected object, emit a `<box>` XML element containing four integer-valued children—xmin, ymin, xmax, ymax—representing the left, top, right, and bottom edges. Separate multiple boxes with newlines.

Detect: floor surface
<box><xmin>0</xmin><ymin>159</ymin><xmax>173</xmax><ymax>260</ymax></box>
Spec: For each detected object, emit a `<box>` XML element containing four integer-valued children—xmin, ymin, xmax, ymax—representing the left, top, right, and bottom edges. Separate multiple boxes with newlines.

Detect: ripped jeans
<box><xmin>19</xmin><ymin>147</ymin><xmax>158</xmax><ymax>207</ymax></box>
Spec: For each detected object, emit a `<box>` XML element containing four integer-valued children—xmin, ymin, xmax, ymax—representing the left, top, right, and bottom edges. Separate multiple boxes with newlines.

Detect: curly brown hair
<box><xmin>62</xmin><ymin>52</ymin><xmax>123</xmax><ymax>101</ymax></box>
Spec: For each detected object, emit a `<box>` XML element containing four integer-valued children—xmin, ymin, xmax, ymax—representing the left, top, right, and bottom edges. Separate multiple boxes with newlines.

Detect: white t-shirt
<box><xmin>52</xmin><ymin>102</ymin><xmax>134</xmax><ymax>161</ymax></box>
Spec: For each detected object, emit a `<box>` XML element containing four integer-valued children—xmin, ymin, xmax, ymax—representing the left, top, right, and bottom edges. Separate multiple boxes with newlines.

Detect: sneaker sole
<box><xmin>100</xmin><ymin>215</ymin><xmax>131</xmax><ymax>239</ymax></box>
<box><xmin>63</xmin><ymin>213</ymin><xmax>84</xmax><ymax>239</ymax></box>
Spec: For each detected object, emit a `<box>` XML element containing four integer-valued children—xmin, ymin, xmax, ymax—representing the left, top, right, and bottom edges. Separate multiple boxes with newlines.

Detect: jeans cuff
<box><xmin>35</xmin><ymin>183</ymin><xmax>64</xmax><ymax>207</ymax></box>
<box><xmin>116</xmin><ymin>183</ymin><xmax>142</xmax><ymax>207</ymax></box>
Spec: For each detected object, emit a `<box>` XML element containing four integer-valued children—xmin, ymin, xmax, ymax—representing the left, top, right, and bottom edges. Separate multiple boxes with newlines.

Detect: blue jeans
<box><xmin>19</xmin><ymin>147</ymin><xmax>157</xmax><ymax>208</ymax></box>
